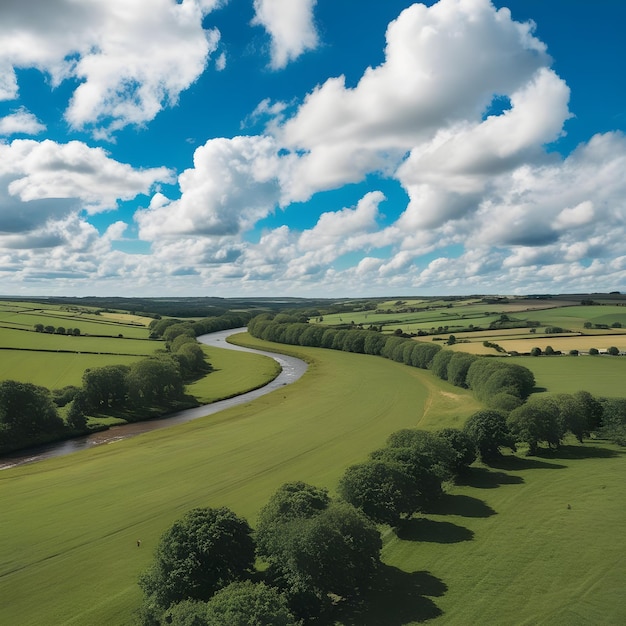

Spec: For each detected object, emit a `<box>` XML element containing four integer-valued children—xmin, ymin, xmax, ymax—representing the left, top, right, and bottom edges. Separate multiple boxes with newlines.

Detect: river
<box><xmin>0</xmin><ymin>328</ymin><xmax>307</xmax><ymax>470</ymax></box>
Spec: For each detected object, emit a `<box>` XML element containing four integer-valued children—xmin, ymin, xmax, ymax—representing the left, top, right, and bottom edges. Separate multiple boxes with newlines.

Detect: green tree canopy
<box><xmin>338</xmin><ymin>459</ymin><xmax>419</xmax><ymax>526</ymax></box>
<box><xmin>464</xmin><ymin>410</ymin><xmax>514</xmax><ymax>460</ymax></box>
<box><xmin>507</xmin><ymin>397</ymin><xmax>562</xmax><ymax>455</ymax></box>
<box><xmin>139</xmin><ymin>507</ymin><xmax>255</xmax><ymax>613</ymax></box>
<box><xmin>0</xmin><ymin>380</ymin><xmax>65</xmax><ymax>448</ymax></box>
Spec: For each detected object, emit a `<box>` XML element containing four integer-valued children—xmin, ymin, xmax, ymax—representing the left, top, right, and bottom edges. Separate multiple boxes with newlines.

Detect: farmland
<box><xmin>0</xmin><ymin>340</ymin><xmax>479</xmax><ymax>625</ymax></box>
<box><xmin>1</xmin><ymin>296</ymin><xmax>626</xmax><ymax>624</ymax></box>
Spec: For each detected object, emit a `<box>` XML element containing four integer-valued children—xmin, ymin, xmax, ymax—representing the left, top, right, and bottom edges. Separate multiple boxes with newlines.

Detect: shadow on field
<box><xmin>486</xmin><ymin>455</ymin><xmax>566</xmax><ymax>471</ymax></box>
<box><xmin>396</xmin><ymin>518</ymin><xmax>474</xmax><ymax>543</ymax></box>
<box><xmin>536</xmin><ymin>444</ymin><xmax>624</xmax><ymax>461</ymax></box>
<box><xmin>335</xmin><ymin>566</ymin><xmax>445</xmax><ymax>625</ymax></box>
<box><xmin>456</xmin><ymin>466</ymin><xmax>524</xmax><ymax>489</ymax></box>
<box><xmin>424</xmin><ymin>493</ymin><xmax>496</xmax><ymax>518</ymax></box>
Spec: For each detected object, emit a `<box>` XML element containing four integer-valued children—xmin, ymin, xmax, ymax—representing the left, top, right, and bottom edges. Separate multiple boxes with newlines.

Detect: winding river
<box><xmin>0</xmin><ymin>329</ymin><xmax>307</xmax><ymax>471</ymax></box>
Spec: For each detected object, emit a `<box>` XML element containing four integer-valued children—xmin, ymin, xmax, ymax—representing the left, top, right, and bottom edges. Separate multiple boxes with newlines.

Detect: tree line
<box><xmin>247</xmin><ymin>314</ymin><xmax>626</xmax><ymax>448</ymax></box>
<box><xmin>248</xmin><ymin>314</ymin><xmax>535</xmax><ymax>411</ymax></box>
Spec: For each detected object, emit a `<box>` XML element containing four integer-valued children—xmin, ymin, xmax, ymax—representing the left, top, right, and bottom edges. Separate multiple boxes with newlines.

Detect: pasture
<box><xmin>0</xmin><ymin>338</ymin><xmax>479</xmax><ymax>625</ymax></box>
<box><xmin>379</xmin><ymin>443</ymin><xmax>626</xmax><ymax>626</ymax></box>
<box><xmin>507</xmin><ymin>355</ymin><xmax>626</xmax><ymax>398</ymax></box>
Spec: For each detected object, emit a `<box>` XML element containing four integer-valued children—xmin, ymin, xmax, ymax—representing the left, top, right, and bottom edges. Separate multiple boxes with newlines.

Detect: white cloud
<box><xmin>0</xmin><ymin>139</ymin><xmax>173</xmax><ymax>215</ymax></box>
<box><xmin>0</xmin><ymin>139</ymin><xmax>172</xmax><ymax>238</ymax></box>
<box><xmin>0</xmin><ymin>108</ymin><xmax>46</xmax><ymax>136</ymax></box>
<box><xmin>0</xmin><ymin>0</ymin><xmax>220</xmax><ymax>135</ymax></box>
<box><xmin>136</xmin><ymin>135</ymin><xmax>285</xmax><ymax>240</ymax></box>
<box><xmin>252</xmin><ymin>0</ymin><xmax>319</xmax><ymax>69</ymax></box>
<box><xmin>276</xmin><ymin>0</ymin><xmax>551</xmax><ymax>201</ymax></box>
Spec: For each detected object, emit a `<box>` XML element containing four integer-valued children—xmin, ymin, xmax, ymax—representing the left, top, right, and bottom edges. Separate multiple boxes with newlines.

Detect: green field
<box><xmin>380</xmin><ymin>443</ymin><xmax>626</xmax><ymax>625</ymax></box>
<box><xmin>508</xmin><ymin>355</ymin><xmax>626</xmax><ymax>398</ymax></box>
<box><xmin>0</xmin><ymin>339</ymin><xmax>479</xmax><ymax>625</ymax></box>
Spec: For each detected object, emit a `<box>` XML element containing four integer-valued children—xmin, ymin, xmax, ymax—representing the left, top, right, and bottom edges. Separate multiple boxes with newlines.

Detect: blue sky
<box><xmin>0</xmin><ymin>0</ymin><xmax>625</xmax><ymax>297</ymax></box>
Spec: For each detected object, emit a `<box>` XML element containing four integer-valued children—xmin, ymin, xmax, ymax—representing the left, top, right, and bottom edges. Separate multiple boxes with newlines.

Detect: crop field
<box><xmin>0</xmin><ymin>339</ymin><xmax>480</xmax><ymax>625</ymax></box>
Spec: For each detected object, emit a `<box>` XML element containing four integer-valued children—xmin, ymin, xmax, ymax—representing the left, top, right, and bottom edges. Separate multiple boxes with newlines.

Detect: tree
<box><xmin>507</xmin><ymin>397</ymin><xmax>562</xmax><ymax>455</ymax></box>
<box><xmin>256</xmin><ymin>483</ymin><xmax>381</xmax><ymax>618</ymax></box>
<box><xmin>589</xmin><ymin>348</ymin><xmax>599</xmax><ymax>355</ymax></box>
<box><xmin>430</xmin><ymin>349</ymin><xmax>454</xmax><ymax>380</ymax></box>
<box><xmin>34</xmin><ymin>323</ymin><xmax>44</xmax><ymax>332</ymax></box>
<box><xmin>139</xmin><ymin>507</ymin><xmax>255</xmax><ymax>614</ymax></box>
<box><xmin>553</xmin><ymin>393</ymin><xmax>588</xmax><ymax>443</ymax></box>
<box><xmin>127</xmin><ymin>357</ymin><xmax>183</xmax><ymax>407</ymax></box>
<box><xmin>607</xmin><ymin>346</ymin><xmax>620</xmax><ymax>356</ymax></box>
<box><xmin>0</xmin><ymin>380</ymin><xmax>65</xmax><ymax>448</ymax></box>
<box><xmin>464</xmin><ymin>410</ymin><xmax>514</xmax><ymax>460</ymax></box>
<box><xmin>82</xmin><ymin>365</ymin><xmax>129</xmax><ymax>409</ymax></box>
<box><xmin>530</xmin><ymin>347</ymin><xmax>542</xmax><ymax>356</ymax></box>
<box><xmin>544</xmin><ymin>345</ymin><xmax>555</xmax><ymax>356</ymax></box>
<box><xmin>338</xmin><ymin>459</ymin><xmax>418</xmax><ymax>526</ymax></box>
<box><xmin>573</xmin><ymin>390</ymin><xmax>603</xmax><ymax>432</ymax></box>
<box><xmin>66</xmin><ymin>390</ymin><xmax>89</xmax><ymax>430</ymax></box>
<box><xmin>201</xmin><ymin>581</ymin><xmax>299</xmax><ymax>626</ymax></box>
<box><xmin>256</xmin><ymin>482</ymin><xmax>330</xmax><ymax>558</ymax></box>
<box><xmin>436</xmin><ymin>428</ymin><xmax>476</xmax><ymax>474</ymax></box>
<box><xmin>446</xmin><ymin>352</ymin><xmax>478</xmax><ymax>387</ymax></box>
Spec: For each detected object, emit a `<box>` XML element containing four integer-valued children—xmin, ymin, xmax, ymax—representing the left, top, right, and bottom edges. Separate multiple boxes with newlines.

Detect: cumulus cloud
<box><xmin>0</xmin><ymin>0</ymin><xmax>221</xmax><ymax>135</ymax></box>
<box><xmin>276</xmin><ymin>0</ymin><xmax>552</xmax><ymax>201</ymax></box>
<box><xmin>136</xmin><ymin>135</ymin><xmax>285</xmax><ymax>240</ymax></box>
<box><xmin>0</xmin><ymin>139</ymin><xmax>172</xmax><ymax>239</ymax></box>
<box><xmin>252</xmin><ymin>0</ymin><xmax>319</xmax><ymax>69</ymax></box>
<box><xmin>0</xmin><ymin>108</ymin><xmax>46</xmax><ymax>135</ymax></box>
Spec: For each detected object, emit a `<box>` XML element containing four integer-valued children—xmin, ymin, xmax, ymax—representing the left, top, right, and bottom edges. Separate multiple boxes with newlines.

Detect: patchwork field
<box><xmin>0</xmin><ymin>300</ymin><xmax>161</xmax><ymax>390</ymax></box>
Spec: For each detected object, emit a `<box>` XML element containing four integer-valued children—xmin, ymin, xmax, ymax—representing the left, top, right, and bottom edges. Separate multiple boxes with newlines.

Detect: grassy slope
<box><xmin>0</xmin><ymin>341</ymin><xmax>478</xmax><ymax>626</ymax></box>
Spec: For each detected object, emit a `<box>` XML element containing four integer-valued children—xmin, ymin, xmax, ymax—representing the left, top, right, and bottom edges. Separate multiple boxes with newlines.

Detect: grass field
<box><xmin>377</xmin><ymin>443</ymin><xmax>626</xmax><ymax>626</ymax></box>
<box><xmin>0</xmin><ymin>338</ymin><xmax>480</xmax><ymax>625</ymax></box>
<box><xmin>185</xmin><ymin>344</ymin><xmax>281</xmax><ymax>404</ymax></box>
<box><xmin>506</xmin><ymin>355</ymin><xmax>626</xmax><ymax>398</ymax></box>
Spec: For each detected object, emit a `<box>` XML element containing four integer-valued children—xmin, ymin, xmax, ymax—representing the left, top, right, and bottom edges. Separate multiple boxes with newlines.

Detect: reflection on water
<box><xmin>0</xmin><ymin>329</ymin><xmax>307</xmax><ymax>470</ymax></box>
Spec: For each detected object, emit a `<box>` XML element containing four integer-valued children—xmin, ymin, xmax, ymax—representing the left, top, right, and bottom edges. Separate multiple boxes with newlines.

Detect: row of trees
<box><xmin>247</xmin><ymin>314</ymin><xmax>535</xmax><ymax>410</ymax></box>
<box><xmin>148</xmin><ymin>312</ymin><xmax>253</xmax><ymax>341</ymax></box>
<box><xmin>34</xmin><ymin>324</ymin><xmax>81</xmax><ymax>335</ymax></box>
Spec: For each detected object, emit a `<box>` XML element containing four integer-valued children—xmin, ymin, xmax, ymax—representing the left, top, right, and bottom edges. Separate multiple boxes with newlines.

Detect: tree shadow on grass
<box><xmin>396</xmin><ymin>518</ymin><xmax>474</xmax><ymax>543</ymax></box>
<box><xmin>456</xmin><ymin>466</ymin><xmax>524</xmax><ymax>489</ymax></box>
<box><xmin>486</xmin><ymin>455</ymin><xmax>566</xmax><ymax>471</ymax></box>
<box><xmin>333</xmin><ymin>566</ymin><xmax>446</xmax><ymax>625</ymax></box>
<box><xmin>424</xmin><ymin>493</ymin><xmax>496</xmax><ymax>518</ymax></box>
<box><xmin>536</xmin><ymin>444</ymin><xmax>624</xmax><ymax>461</ymax></box>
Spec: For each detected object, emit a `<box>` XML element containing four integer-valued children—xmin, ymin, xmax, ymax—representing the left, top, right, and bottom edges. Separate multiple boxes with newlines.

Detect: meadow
<box><xmin>1</xmin><ymin>334</ymin><xmax>625</xmax><ymax>624</ymax></box>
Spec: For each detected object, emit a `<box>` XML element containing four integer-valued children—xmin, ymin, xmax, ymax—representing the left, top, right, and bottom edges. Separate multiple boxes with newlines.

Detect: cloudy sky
<box><xmin>1</xmin><ymin>0</ymin><xmax>625</xmax><ymax>297</ymax></box>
